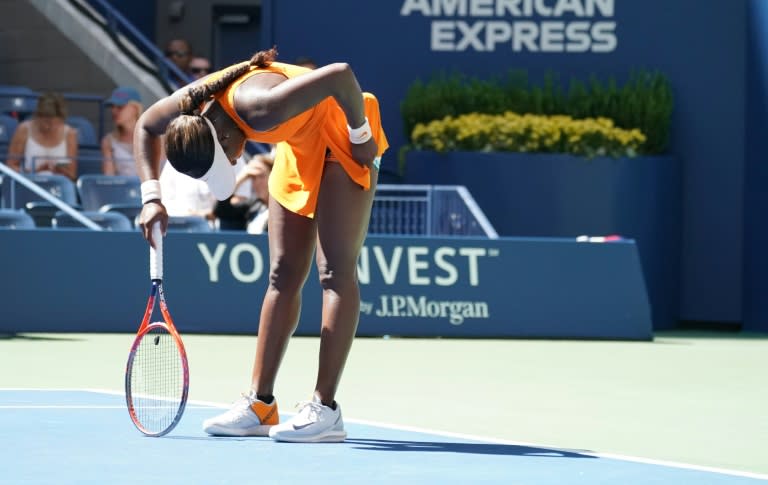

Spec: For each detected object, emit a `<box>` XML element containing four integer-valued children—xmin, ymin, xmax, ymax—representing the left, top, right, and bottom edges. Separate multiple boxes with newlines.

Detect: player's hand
<box><xmin>138</xmin><ymin>201</ymin><xmax>168</xmax><ymax>248</ymax></box>
<box><xmin>351</xmin><ymin>137</ymin><xmax>379</xmax><ymax>169</ymax></box>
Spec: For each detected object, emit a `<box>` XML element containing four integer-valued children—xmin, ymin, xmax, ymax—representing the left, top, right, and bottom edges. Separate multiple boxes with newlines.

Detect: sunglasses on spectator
<box><xmin>190</xmin><ymin>66</ymin><xmax>211</xmax><ymax>74</ymax></box>
<box><xmin>166</xmin><ymin>50</ymin><xmax>190</xmax><ymax>58</ymax></box>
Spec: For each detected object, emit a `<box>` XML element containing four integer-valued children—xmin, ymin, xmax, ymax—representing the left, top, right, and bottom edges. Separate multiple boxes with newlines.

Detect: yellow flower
<box><xmin>411</xmin><ymin>111</ymin><xmax>646</xmax><ymax>157</ymax></box>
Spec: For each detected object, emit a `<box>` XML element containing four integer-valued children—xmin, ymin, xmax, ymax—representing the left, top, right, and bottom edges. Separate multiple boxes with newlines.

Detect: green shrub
<box><xmin>400</xmin><ymin>69</ymin><xmax>673</xmax><ymax>156</ymax></box>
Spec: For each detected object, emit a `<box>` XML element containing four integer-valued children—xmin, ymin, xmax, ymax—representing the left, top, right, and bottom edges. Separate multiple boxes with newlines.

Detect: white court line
<box><xmin>0</xmin><ymin>405</ymin><xmax>215</xmax><ymax>409</ymax></box>
<box><xmin>2</xmin><ymin>388</ymin><xmax>767</xmax><ymax>481</ymax></box>
<box><xmin>0</xmin><ymin>388</ymin><xmax>219</xmax><ymax>409</ymax></box>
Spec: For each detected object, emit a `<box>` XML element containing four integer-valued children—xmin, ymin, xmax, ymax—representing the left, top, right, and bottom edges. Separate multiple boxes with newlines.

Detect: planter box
<box><xmin>404</xmin><ymin>150</ymin><xmax>681</xmax><ymax>330</ymax></box>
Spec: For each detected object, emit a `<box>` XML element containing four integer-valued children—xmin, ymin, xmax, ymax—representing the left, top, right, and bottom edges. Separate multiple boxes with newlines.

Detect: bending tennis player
<box><xmin>134</xmin><ymin>47</ymin><xmax>387</xmax><ymax>442</ymax></box>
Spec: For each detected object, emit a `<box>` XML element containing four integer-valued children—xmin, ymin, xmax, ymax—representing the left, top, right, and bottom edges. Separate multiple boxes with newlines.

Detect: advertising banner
<box><xmin>0</xmin><ymin>230</ymin><xmax>651</xmax><ymax>339</ymax></box>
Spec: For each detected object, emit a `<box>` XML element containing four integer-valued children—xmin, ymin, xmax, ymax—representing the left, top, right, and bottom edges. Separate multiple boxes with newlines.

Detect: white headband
<box><xmin>197</xmin><ymin>116</ymin><xmax>236</xmax><ymax>201</ymax></box>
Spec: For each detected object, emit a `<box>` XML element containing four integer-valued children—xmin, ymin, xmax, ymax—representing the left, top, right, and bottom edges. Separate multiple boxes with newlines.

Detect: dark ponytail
<box><xmin>177</xmin><ymin>46</ymin><xmax>278</xmax><ymax>114</ymax></box>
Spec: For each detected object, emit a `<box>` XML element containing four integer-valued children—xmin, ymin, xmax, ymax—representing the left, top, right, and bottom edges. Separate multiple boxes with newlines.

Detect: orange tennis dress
<box><xmin>211</xmin><ymin>62</ymin><xmax>388</xmax><ymax>218</ymax></box>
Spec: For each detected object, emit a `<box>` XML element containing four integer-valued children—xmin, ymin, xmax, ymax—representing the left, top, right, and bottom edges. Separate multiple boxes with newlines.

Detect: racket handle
<box><xmin>150</xmin><ymin>223</ymin><xmax>163</xmax><ymax>281</ymax></box>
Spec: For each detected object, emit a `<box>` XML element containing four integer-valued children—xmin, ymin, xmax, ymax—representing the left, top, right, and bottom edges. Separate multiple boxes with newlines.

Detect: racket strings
<box><xmin>129</xmin><ymin>326</ymin><xmax>184</xmax><ymax>434</ymax></box>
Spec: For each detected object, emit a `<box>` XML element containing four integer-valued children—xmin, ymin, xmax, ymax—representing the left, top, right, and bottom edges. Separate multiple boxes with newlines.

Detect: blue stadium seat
<box><xmin>66</xmin><ymin>116</ymin><xmax>98</xmax><ymax>148</ymax></box>
<box><xmin>24</xmin><ymin>201</ymin><xmax>72</xmax><ymax>228</ymax></box>
<box><xmin>0</xmin><ymin>85</ymin><xmax>37</xmax><ymax>118</ymax></box>
<box><xmin>76</xmin><ymin>174</ymin><xmax>141</xmax><ymax>211</ymax></box>
<box><xmin>167</xmin><ymin>215</ymin><xmax>213</xmax><ymax>232</ymax></box>
<box><xmin>52</xmin><ymin>210</ymin><xmax>133</xmax><ymax>231</ymax></box>
<box><xmin>76</xmin><ymin>148</ymin><xmax>104</xmax><ymax>177</ymax></box>
<box><xmin>0</xmin><ymin>208</ymin><xmax>35</xmax><ymax>229</ymax></box>
<box><xmin>0</xmin><ymin>173</ymin><xmax>78</xmax><ymax>210</ymax></box>
<box><xmin>99</xmin><ymin>202</ymin><xmax>142</xmax><ymax>226</ymax></box>
<box><xmin>0</xmin><ymin>114</ymin><xmax>19</xmax><ymax>150</ymax></box>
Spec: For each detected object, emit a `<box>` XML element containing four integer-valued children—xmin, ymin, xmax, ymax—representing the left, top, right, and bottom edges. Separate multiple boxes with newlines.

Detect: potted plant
<box><xmin>400</xmin><ymin>70</ymin><xmax>680</xmax><ymax>329</ymax></box>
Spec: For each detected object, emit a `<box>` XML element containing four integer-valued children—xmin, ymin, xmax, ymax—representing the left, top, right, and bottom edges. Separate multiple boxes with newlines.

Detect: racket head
<box><xmin>125</xmin><ymin>320</ymin><xmax>189</xmax><ymax>437</ymax></box>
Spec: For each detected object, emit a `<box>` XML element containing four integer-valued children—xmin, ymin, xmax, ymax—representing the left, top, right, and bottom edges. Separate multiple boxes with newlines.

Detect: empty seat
<box><xmin>76</xmin><ymin>174</ymin><xmax>141</xmax><ymax>211</ymax></box>
<box><xmin>66</xmin><ymin>116</ymin><xmax>98</xmax><ymax>148</ymax></box>
<box><xmin>0</xmin><ymin>173</ymin><xmax>78</xmax><ymax>210</ymax></box>
<box><xmin>99</xmin><ymin>202</ymin><xmax>142</xmax><ymax>226</ymax></box>
<box><xmin>76</xmin><ymin>148</ymin><xmax>104</xmax><ymax>177</ymax></box>
<box><xmin>25</xmin><ymin>201</ymin><xmax>72</xmax><ymax>228</ymax></box>
<box><xmin>0</xmin><ymin>208</ymin><xmax>35</xmax><ymax>229</ymax></box>
<box><xmin>52</xmin><ymin>210</ymin><xmax>133</xmax><ymax>230</ymax></box>
<box><xmin>0</xmin><ymin>85</ymin><xmax>37</xmax><ymax>118</ymax></box>
<box><xmin>167</xmin><ymin>215</ymin><xmax>212</xmax><ymax>232</ymax></box>
<box><xmin>0</xmin><ymin>113</ymin><xmax>19</xmax><ymax>150</ymax></box>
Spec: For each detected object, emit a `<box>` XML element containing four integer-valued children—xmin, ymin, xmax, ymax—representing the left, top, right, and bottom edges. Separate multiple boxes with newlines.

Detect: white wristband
<box><xmin>141</xmin><ymin>179</ymin><xmax>162</xmax><ymax>204</ymax></box>
<box><xmin>348</xmin><ymin>117</ymin><xmax>372</xmax><ymax>144</ymax></box>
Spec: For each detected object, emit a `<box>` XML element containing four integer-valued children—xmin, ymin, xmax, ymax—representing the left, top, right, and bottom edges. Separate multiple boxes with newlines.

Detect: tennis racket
<box><xmin>125</xmin><ymin>224</ymin><xmax>189</xmax><ymax>436</ymax></box>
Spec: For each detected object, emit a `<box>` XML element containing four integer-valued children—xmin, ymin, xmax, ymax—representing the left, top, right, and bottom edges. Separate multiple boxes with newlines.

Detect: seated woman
<box><xmin>4</xmin><ymin>92</ymin><xmax>78</xmax><ymax>180</ymax></box>
<box><xmin>101</xmin><ymin>87</ymin><xmax>143</xmax><ymax>176</ymax></box>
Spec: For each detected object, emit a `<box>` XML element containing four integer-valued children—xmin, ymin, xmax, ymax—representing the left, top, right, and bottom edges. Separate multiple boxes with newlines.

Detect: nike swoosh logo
<box><xmin>292</xmin><ymin>422</ymin><xmax>314</xmax><ymax>430</ymax></box>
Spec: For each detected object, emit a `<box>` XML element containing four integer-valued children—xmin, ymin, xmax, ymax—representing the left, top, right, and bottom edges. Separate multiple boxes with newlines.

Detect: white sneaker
<box><xmin>268</xmin><ymin>393</ymin><xmax>346</xmax><ymax>443</ymax></box>
<box><xmin>202</xmin><ymin>392</ymin><xmax>279</xmax><ymax>437</ymax></box>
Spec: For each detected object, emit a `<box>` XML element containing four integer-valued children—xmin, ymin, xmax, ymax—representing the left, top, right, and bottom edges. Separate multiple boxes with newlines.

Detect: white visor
<box><xmin>198</xmin><ymin>116</ymin><xmax>236</xmax><ymax>201</ymax></box>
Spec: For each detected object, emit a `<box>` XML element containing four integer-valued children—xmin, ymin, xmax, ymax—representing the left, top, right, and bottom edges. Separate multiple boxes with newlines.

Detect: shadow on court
<box><xmin>0</xmin><ymin>333</ymin><xmax>86</xmax><ymax>341</ymax></box>
<box><xmin>345</xmin><ymin>438</ymin><xmax>597</xmax><ymax>458</ymax></box>
<box><xmin>163</xmin><ymin>435</ymin><xmax>596</xmax><ymax>459</ymax></box>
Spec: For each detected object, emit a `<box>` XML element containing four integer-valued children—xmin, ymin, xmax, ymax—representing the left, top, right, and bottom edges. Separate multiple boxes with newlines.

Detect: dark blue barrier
<box><xmin>0</xmin><ymin>230</ymin><xmax>651</xmax><ymax>339</ymax></box>
<box><xmin>405</xmin><ymin>151</ymin><xmax>681</xmax><ymax>330</ymax></box>
<box><xmin>743</xmin><ymin>0</ymin><xmax>768</xmax><ymax>333</ymax></box>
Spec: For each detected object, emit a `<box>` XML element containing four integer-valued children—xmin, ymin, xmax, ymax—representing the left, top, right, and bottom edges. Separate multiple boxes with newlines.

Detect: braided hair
<box><xmin>165</xmin><ymin>47</ymin><xmax>278</xmax><ymax>177</ymax></box>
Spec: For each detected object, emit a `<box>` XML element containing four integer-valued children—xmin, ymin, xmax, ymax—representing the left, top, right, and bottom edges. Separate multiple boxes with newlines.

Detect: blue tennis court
<box><xmin>1</xmin><ymin>389</ymin><xmax>765</xmax><ymax>484</ymax></box>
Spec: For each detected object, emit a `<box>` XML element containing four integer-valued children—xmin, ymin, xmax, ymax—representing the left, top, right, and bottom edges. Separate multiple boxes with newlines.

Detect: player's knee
<box><xmin>316</xmin><ymin>261</ymin><xmax>356</xmax><ymax>291</ymax></box>
<box><xmin>269</xmin><ymin>256</ymin><xmax>309</xmax><ymax>292</ymax></box>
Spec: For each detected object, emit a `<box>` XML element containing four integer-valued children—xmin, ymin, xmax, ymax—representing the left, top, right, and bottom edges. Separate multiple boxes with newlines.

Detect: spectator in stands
<box><xmin>164</xmin><ymin>38</ymin><xmax>193</xmax><ymax>87</ymax></box>
<box><xmin>134</xmin><ymin>46</ymin><xmax>387</xmax><ymax>443</ymax></box>
<box><xmin>4</xmin><ymin>92</ymin><xmax>78</xmax><ymax>180</ymax></box>
<box><xmin>241</xmin><ymin>153</ymin><xmax>273</xmax><ymax>234</ymax></box>
<box><xmin>101</xmin><ymin>87</ymin><xmax>142</xmax><ymax>176</ymax></box>
<box><xmin>188</xmin><ymin>56</ymin><xmax>212</xmax><ymax>80</ymax></box>
<box><xmin>213</xmin><ymin>152</ymin><xmax>273</xmax><ymax>232</ymax></box>
<box><xmin>160</xmin><ymin>155</ymin><xmax>250</xmax><ymax>226</ymax></box>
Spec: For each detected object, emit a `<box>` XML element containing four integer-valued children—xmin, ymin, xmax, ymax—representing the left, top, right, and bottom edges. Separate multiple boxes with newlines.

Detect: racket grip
<box><xmin>150</xmin><ymin>224</ymin><xmax>163</xmax><ymax>281</ymax></box>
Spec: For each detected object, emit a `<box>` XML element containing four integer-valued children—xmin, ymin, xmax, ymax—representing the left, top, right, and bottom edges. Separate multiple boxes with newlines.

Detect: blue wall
<box><xmin>261</xmin><ymin>0</ymin><xmax>747</xmax><ymax>324</ymax></box>
<box><xmin>743</xmin><ymin>0</ymin><xmax>768</xmax><ymax>332</ymax></box>
<box><xmin>109</xmin><ymin>0</ymin><xmax>156</xmax><ymax>43</ymax></box>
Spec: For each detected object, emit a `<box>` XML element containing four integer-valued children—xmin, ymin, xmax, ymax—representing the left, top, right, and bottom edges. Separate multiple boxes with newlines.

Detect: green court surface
<box><xmin>1</xmin><ymin>331</ymin><xmax>766</xmax><ymax>476</ymax></box>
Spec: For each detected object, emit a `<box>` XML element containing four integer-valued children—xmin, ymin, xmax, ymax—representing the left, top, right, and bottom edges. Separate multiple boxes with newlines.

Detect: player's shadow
<box><xmin>345</xmin><ymin>439</ymin><xmax>596</xmax><ymax>459</ymax></box>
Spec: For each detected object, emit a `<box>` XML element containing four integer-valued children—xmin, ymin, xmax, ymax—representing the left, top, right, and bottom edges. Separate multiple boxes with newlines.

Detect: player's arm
<box><xmin>238</xmin><ymin>63</ymin><xmax>378</xmax><ymax>166</ymax></box>
<box><xmin>134</xmin><ymin>95</ymin><xmax>182</xmax><ymax>182</ymax></box>
<box><xmin>134</xmin><ymin>93</ymin><xmax>186</xmax><ymax>245</ymax></box>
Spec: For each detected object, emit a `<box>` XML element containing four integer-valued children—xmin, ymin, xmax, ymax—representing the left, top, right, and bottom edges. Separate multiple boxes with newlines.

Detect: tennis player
<box><xmin>134</xmin><ymin>47</ymin><xmax>387</xmax><ymax>442</ymax></box>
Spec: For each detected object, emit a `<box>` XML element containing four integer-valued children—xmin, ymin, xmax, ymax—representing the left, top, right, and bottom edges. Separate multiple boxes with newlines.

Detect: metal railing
<box><xmin>69</xmin><ymin>0</ymin><xmax>192</xmax><ymax>93</ymax></box>
<box><xmin>0</xmin><ymin>162</ymin><xmax>101</xmax><ymax>230</ymax></box>
<box><xmin>370</xmin><ymin>184</ymin><xmax>498</xmax><ymax>238</ymax></box>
